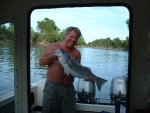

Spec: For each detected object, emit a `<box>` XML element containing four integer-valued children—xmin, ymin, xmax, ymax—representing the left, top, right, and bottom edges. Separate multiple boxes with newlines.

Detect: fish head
<box><xmin>53</xmin><ymin>48</ymin><xmax>61</xmax><ymax>57</ymax></box>
<box><xmin>53</xmin><ymin>48</ymin><xmax>70</xmax><ymax>64</ymax></box>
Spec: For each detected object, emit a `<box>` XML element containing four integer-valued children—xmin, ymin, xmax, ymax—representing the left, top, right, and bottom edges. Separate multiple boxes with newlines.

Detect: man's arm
<box><xmin>39</xmin><ymin>43</ymin><xmax>58</xmax><ymax>66</ymax></box>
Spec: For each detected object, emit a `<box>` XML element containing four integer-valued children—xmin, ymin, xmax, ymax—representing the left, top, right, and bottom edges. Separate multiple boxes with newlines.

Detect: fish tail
<box><xmin>95</xmin><ymin>77</ymin><xmax>107</xmax><ymax>91</ymax></box>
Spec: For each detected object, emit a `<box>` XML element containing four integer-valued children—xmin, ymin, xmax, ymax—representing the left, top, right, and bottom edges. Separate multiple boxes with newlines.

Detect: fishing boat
<box><xmin>1</xmin><ymin>76</ymin><xmax>127</xmax><ymax>113</ymax></box>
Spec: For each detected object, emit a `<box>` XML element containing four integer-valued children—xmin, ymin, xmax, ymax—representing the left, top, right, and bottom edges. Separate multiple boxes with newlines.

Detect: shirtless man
<box><xmin>39</xmin><ymin>26</ymin><xmax>92</xmax><ymax>113</ymax></box>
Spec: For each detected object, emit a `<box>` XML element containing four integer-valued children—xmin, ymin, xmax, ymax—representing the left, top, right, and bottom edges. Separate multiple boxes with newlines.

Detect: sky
<box><xmin>31</xmin><ymin>6</ymin><xmax>129</xmax><ymax>43</ymax></box>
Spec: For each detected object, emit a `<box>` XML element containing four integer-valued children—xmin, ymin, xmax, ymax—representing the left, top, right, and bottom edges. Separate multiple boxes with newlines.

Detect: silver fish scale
<box><xmin>67</xmin><ymin>58</ymin><xmax>95</xmax><ymax>78</ymax></box>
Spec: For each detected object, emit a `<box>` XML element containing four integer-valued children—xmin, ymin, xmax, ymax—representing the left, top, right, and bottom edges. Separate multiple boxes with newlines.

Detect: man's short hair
<box><xmin>65</xmin><ymin>26</ymin><xmax>81</xmax><ymax>38</ymax></box>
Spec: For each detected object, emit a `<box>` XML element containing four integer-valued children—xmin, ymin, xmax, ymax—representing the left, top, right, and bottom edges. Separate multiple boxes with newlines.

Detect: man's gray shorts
<box><xmin>42</xmin><ymin>79</ymin><xmax>76</xmax><ymax>113</ymax></box>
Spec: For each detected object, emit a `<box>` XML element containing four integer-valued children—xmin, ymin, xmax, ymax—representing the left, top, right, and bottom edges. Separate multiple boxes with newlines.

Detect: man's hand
<box><xmin>84</xmin><ymin>76</ymin><xmax>93</xmax><ymax>81</ymax></box>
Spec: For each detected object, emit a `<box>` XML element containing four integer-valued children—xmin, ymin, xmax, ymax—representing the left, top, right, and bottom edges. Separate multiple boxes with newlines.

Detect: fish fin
<box><xmin>64</xmin><ymin>69</ymin><xmax>70</xmax><ymax>76</ymax></box>
<box><xmin>95</xmin><ymin>77</ymin><xmax>107</xmax><ymax>91</ymax></box>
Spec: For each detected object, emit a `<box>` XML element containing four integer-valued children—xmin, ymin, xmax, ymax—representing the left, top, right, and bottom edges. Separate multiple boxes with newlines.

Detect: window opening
<box><xmin>30</xmin><ymin>6</ymin><xmax>129</xmax><ymax>113</ymax></box>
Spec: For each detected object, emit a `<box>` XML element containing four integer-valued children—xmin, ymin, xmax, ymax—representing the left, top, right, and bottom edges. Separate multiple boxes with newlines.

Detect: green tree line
<box><xmin>87</xmin><ymin>37</ymin><xmax>129</xmax><ymax>50</ymax></box>
<box><xmin>0</xmin><ymin>18</ymin><xmax>129</xmax><ymax>50</ymax></box>
<box><xmin>0</xmin><ymin>23</ymin><xmax>14</xmax><ymax>41</ymax></box>
<box><xmin>30</xmin><ymin>18</ymin><xmax>86</xmax><ymax>45</ymax></box>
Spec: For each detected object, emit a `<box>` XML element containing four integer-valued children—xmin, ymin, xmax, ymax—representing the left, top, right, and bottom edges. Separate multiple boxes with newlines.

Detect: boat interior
<box><xmin>0</xmin><ymin>0</ymin><xmax>150</xmax><ymax>113</ymax></box>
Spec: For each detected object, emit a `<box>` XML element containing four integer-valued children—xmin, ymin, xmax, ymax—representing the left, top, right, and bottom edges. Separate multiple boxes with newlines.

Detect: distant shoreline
<box><xmin>0</xmin><ymin>40</ymin><xmax>126</xmax><ymax>51</ymax></box>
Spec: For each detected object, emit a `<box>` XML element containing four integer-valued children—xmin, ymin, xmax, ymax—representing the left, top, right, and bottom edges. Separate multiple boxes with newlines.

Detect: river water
<box><xmin>0</xmin><ymin>45</ymin><xmax>128</xmax><ymax>105</ymax></box>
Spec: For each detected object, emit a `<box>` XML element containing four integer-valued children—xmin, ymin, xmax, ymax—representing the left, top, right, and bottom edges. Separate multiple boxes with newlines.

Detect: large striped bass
<box><xmin>53</xmin><ymin>48</ymin><xmax>107</xmax><ymax>91</ymax></box>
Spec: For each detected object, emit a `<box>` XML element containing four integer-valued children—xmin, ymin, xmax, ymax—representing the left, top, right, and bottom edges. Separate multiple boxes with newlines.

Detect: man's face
<box><xmin>65</xmin><ymin>30</ymin><xmax>79</xmax><ymax>48</ymax></box>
